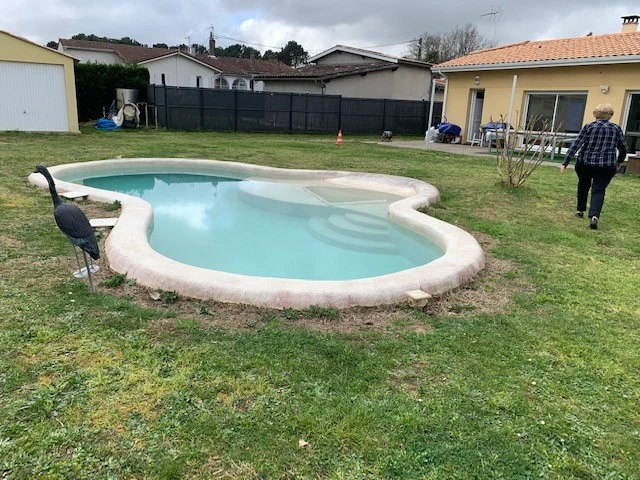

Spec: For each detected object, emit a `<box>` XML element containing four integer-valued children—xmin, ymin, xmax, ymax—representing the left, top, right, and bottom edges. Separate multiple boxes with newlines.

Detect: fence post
<box><xmin>305</xmin><ymin>94</ymin><xmax>309</xmax><ymax>131</ymax></box>
<box><xmin>289</xmin><ymin>93</ymin><xmax>293</xmax><ymax>132</ymax></box>
<box><xmin>165</xmin><ymin>86</ymin><xmax>170</xmax><ymax>130</ymax></box>
<box><xmin>422</xmin><ymin>100</ymin><xmax>428</xmax><ymax>132</ymax></box>
<box><xmin>199</xmin><ymin>87</ymin><xmax>204</xmax><ymax>130</ymax></box>
<box><xmin>234</xmin><ymin>90</ymin><xmax>238</xmax><ymax>132</ymax></box>
<box><xmin>381</xmin><ymin>99</ymin><xmax>387</xmax><ymax>132</ymax></box>
<box><xmin>338</xmin><ymin>96</ymin><xmax>343</xmax><ymax>131</ymax></box>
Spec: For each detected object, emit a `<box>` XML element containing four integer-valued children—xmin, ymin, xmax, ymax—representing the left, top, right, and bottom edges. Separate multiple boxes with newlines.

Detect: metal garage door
<box><xmin>0</xmin><ymin>61</ymin><xmax>69</xmax><ymax>132</ymax></box>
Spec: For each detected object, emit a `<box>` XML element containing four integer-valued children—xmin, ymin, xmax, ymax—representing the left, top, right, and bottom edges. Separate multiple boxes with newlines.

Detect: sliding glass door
<box><xmin>623</xmin><ymin>92</ymin><xmax>640</xmax><ymax>153</ymax></box>
<box><xmin>524</xmin><ymin>92</ymin><xmax>587</xmax><ymax>132</ymax></box>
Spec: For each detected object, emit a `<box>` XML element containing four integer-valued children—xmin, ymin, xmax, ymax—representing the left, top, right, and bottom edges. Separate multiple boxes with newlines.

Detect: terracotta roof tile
<box><xmin>437</xmin><ymin>31</ymin><xmax>640</xmax><ymax>68</ymax></box>
<box><xmin>197</xmin><ymin>56</ymin><xmax>293</xmax><ymax>75</ymax></box>
<box><xmin>59</xmin><ymin>39</ymin><xmax>294</xmax><ymax>75</ymax></box>
<box><xmin>255</xmin><ymin>62</ymin><xmax>394</xmax><ymax>79</ymax></box>
<box><xmin>59</xmin><ymin>39</ymin><xmax>178</xmax><ymax>63</ymax></box>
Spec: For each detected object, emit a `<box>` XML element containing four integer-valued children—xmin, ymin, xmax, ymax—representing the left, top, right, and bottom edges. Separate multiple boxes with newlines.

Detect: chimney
<box><xmin>622</xmin><ymin>15</ymin><xmax>639</xmax><ymax>33</ymax></box>
<box><xmin>209</xmin><ymin>31</ymin><xmax>216</xmax><ymax>55</ymax></box>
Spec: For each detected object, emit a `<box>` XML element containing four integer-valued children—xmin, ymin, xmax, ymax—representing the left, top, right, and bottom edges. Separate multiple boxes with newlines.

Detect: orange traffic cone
<box><xmin>335</xmin><ymin>130</ymin><xmax>344</xmax><ymax>146</ymax></box>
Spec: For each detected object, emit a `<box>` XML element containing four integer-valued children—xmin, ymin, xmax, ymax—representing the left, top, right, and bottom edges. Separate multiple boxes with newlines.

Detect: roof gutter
<box><xmin>437</xmin><ymin>54</ymin><xmax>640</xmax><ymax>72</ymax></box>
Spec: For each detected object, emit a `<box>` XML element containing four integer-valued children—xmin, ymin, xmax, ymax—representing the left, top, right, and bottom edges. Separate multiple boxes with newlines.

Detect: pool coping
<box><xmin>29</xmin><ymin>158</ymin><xmax>485</xmax><ymax>308</ymax></box>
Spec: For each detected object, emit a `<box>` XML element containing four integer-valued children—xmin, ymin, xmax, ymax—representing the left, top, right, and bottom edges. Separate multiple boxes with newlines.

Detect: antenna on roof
<box><xmin>481</xmin><ymin>4</ymin><xmax>502</xmax><ymax>44</ymax></box>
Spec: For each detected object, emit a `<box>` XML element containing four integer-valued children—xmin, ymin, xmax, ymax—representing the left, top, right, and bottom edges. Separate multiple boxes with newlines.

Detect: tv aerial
<box><xmin>481</xmin><ymin>4</ymin><xmax>502</xmax><ymax>43</ymax></box>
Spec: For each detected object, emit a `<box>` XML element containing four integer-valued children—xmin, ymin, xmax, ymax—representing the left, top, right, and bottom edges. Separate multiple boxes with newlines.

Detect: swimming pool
<box><xmin>29</xmin><ymin>158</ymin><xmax>485</xmax><ymax>308</ymax></box>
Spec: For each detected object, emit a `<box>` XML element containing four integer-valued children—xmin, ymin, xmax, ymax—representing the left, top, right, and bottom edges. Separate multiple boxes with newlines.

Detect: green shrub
<box><xmin>100</xmin><ymin>273</ymin><xmax>126</xmax><ymax>288</ymax></box>
<box><xmin>75</xmin><ymin>64</ymin><xmax>150</xmax><ymax>121</ymax></box>
<box><xmin>104</xmin><ymin>200</ymin><xmax>121</xmax><ymax>212</ymax></box>
<box><xmin>160</xmin><ymin>291</ymin><xmax>179</xmax><ymax>303</ymax></box>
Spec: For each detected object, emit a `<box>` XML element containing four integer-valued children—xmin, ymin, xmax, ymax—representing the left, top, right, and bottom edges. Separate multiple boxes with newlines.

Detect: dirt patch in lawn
<box><xmin>34</xmin><ymin>200</ymin><xmax>526</xmax><ymax>334</ymax></box>
<box><xmin>81</xmin><ymin>203</ymin><xmax>526</xmax><ymax>334</ymax></box>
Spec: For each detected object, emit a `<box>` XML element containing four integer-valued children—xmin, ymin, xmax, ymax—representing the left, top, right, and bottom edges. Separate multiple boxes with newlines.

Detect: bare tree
<box><xmin>407</xmin><ymin>23</ymin><xmax>495</xmax><ymax>63</ymax></box>
<box><xmin>491</xmin><ymin>114</ymin><xmax>560</xmax><ymax>188</ymax></box>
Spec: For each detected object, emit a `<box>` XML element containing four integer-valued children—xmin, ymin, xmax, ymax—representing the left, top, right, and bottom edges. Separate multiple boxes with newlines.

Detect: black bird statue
<box><xmin>34</xmin><ymin>164</ymin><xmax>100</xmax><ymax>291</ymax></box>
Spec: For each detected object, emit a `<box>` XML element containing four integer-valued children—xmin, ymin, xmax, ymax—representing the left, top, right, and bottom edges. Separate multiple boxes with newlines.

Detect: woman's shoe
<box><xmin>590</xmin><ymin>216</ymin><xmax>599</xmax><ymax>230</ymax></box>
<box><xmin>575</xmin><ymin>211</ymin><xmax>584</xmax><ymax>218</ymax></box>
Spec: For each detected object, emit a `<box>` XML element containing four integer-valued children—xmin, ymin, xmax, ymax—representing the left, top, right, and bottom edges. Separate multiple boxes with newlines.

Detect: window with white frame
<box><xmin>154</xmin><ymin>73</ymin><xmax>166</xmax><ymax>85</ymax></box>
<box><xmin>232</xmin><ymin>79</ymin><xmax>248</xmax><ymax>90</ymax></box>
<box><xmin>524</xmin><ymin>92</ymin><xmax>587</xmax><ymax>132</ymax></box>
<box><xmin>214</xmin><ymin>77</ymin><xmax>229</xmax><ymax>89</ymax></box>
<box><xmin>623</xmin><ymin>91</ymin><xmax>640</xmax><ymax>152</ymax></box>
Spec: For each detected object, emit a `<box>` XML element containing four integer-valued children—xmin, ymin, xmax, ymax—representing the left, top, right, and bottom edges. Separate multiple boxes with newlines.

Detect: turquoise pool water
<box><xmin>83</xmin><ymin>173</ymin><xmax>443</xmax><ymax>280</ymax></box>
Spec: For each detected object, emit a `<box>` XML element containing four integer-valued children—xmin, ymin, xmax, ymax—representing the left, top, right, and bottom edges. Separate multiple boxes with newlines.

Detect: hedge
<box><xmin>75</xmin><ymin>64</ymin><xmax>150</xmax><ymax>122</ymax></box>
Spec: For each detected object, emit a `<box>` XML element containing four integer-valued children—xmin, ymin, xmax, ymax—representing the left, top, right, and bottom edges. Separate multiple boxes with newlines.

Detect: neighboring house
<box><xmin>57</xmin><ymin>35</ymin><xmax>293</xmax><ymax>91</ymax></box>
<box><xmin>436</xmin><ymin>15</ymin><xmax>640</xmax><ymax>150</ymax></box>
<box><xmin>256</xmin><ymin>45</ymin><xmax>434</xmax><ymax>101</ymax></box>
<box><xmin>0</xmin><ymin>30</ymin><xmax>79</xmax><ymax>133</ymax></box>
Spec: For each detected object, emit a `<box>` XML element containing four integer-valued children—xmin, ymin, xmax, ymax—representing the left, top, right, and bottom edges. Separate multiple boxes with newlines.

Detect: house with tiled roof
<box><xmin>256</xmin><ymin>45</ymin><xmax>436</xmax><ymax>101</ymax></box>
<box><xmin>435</xmin><ymin>15</ymin><xmax>640</xmax><ymax>151</ymax></box>
<box><xmin>57</xmin><ymin>34</ymin><xmax>293</xmax><ymax>91</ymax></box>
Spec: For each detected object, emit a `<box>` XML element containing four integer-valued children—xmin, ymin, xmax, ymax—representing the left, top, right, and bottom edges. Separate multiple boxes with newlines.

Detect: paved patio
<box><xmin>377</xmin><ymin>139</ymin><xmax>565</xmax><ymax>168</ymax></box>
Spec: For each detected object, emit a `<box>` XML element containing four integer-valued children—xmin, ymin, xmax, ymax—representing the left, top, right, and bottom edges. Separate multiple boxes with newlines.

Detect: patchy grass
<box><xmin>1</xmin><ymin>128</ymin><xmax>639</xmax><ymax>478</ymax></box>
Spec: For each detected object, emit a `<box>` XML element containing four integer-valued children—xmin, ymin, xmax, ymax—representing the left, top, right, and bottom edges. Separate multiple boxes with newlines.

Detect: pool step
<box><xmin>343</xmin><ymin>212</ymin><xmax>389</xmax><ymax>229</ymax></box>
<box><xmin>327</xmin><ymin>214</ymin><xmax>391</xmax><ymax>241</ymax></box>
<box><xmin>307</xmin><ymin>215</ymin><xmax>397</xmax><ymax>254</ymax></box>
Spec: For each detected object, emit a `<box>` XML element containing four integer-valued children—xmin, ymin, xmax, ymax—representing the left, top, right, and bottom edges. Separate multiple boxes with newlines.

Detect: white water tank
<box><xmin>116</xmin><ymin>88</ymin><xmax>138</xmax><ymax>110</ymax></box>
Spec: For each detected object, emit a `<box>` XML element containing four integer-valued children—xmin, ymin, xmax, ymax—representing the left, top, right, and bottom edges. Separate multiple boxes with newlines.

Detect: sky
<box><xmin>3</xmin><ymin>1</ymin><xmax>639</xmax><ymax>58</ymax></box>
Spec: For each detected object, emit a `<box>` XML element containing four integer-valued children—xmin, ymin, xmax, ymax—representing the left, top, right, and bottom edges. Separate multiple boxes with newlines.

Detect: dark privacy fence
<box><xmin>147</xmin><ymin>85</ymin><xmax>442</xmax><ymax>135</ymax></box>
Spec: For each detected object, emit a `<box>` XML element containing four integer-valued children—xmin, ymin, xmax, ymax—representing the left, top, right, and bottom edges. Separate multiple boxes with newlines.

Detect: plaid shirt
<box><xmin>563</xmin><ymin>119</ymin><xmax>627</xmax><ymax>167</ymax></box>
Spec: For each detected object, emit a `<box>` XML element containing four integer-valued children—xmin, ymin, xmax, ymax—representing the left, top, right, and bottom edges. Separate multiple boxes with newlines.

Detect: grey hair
<box><xmin>593</xmin><ymin>103</ymin><xmax>614</xmax><ymax>119</ymax></box>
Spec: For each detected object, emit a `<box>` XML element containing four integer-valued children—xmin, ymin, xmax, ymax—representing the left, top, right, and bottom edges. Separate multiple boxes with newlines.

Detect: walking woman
<box><xmin>561</xmin><ymin>103</ymin><xmax>627</xmax><ymax>230</ymax></box>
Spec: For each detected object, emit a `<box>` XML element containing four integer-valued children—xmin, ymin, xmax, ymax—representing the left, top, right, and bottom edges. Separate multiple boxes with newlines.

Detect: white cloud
<box><xmin>4</xmin><ymin>0</ymin><xmax>638</xmax><ymax>56</ymax></box>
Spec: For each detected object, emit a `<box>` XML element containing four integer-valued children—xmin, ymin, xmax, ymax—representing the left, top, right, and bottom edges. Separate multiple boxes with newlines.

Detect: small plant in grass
<box><xmin>125</xmin><ymin>278</ymin><xmax>137</xmax><ymax>287</ymax></box>
<box><xmin>160</xmin><ymin>290</ymin><xmax>179</xmax><ymax>303</ymax></box>
<box><xmin>198</xmin><ymin>304</ymin><xmax>213</xmax><ymax>315</ymax></box>
<box><xmin>100</xmin><ymin>273</ymin><xmax>126</xmax><ymax>288</ymax></box>
<box><xmin>303</xmin><ymin>305</ymin><xmax>341</xmax><ymax>321</ymax></box>
<box><xmin>449</xmin><ymin>303</ymin><xmax>476</xmax><ymax>314</ymax></box>
<box><xmin>492</xmin><ymin>114</ymin><xmax>560</xmax><ymax>188</ymax></box>
<box><xmin>104</xmin><ymin>199</ymin><xmax>122</xmax><ymax>212</ymax></box>
<box><xmin>261</xmin><ymin>312</ymin><xmax>280</xmax><ymax>324</ymax></box>
<box><xmin>281</xmin><ymin>308</ymin><xmax>302</xmax><ymax>320</ymax></box>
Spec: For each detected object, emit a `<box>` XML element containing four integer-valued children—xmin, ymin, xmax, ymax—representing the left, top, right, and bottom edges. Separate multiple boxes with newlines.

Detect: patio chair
<box><xmin>470</xmin><ymin>130</ymin><xmax>483</xmax><ymax>147</ymax></box>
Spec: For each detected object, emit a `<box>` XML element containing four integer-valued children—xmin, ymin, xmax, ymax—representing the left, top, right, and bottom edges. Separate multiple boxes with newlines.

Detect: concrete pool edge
<box><xmin>29</xmin><ymin>158</ymin><xmax>485</xmax><ymax>308</ymax></box>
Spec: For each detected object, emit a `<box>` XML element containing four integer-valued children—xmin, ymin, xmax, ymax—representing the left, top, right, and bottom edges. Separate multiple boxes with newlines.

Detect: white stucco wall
<box><xmin>324</xmin><ymin>70</ymin><xmax>394</xmax><ymax>98</ymax></box>
<box><xmin>142</xmin><ymin>56</ymin><xmax>218</xmax><ymax>87</ymax></box>
<box><xmin>263</xmin><ymin>65</ymin><xmax>431</xmax><ymax>101</ymax></box>
<box><xmin>59</xmin><ymin>47</ymin><xmax>122</xmax><ymax>64</ymax></box>
<box><xmin>261</xmin><ymin>80</ymin><xmax>323</xmax><ymax>95</ymax></box>
<box><xmin>390</xmin><ymin>64</ymin><xmax>431</xmax><ymax>100</ymax></box>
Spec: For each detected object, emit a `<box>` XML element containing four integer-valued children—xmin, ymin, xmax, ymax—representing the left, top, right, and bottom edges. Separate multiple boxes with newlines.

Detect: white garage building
<box><xmin>0</xmin><ymin>30</ymin><xmax>79</xmax><ymax>133</ymax></box>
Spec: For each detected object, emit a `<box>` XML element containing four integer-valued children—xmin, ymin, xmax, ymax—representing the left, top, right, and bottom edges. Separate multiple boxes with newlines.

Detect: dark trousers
<box><xmin>575</xmin><ymin>162</ymin><xmax>617</xmax><ymax>218</ymax></box>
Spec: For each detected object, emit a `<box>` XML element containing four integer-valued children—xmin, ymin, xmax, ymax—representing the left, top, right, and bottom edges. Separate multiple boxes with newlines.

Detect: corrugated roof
<box><xmin>437</xmin><ymin>30</ymin><xmax>640</xmax><ymax>69</ymax></box>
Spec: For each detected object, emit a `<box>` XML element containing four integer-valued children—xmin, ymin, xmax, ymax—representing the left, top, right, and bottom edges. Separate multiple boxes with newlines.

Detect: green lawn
<box><xmin>1</xmin><ymin>128</ymin><xmax>639</xmax><ymax>479</ymax></box>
